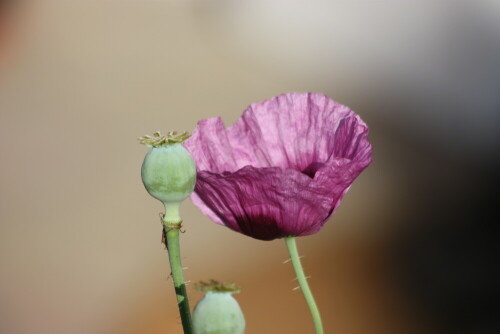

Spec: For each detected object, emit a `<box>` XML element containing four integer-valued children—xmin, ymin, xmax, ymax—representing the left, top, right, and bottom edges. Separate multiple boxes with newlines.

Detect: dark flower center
<box><xmin>301</xmin><ymin>161</ymin><xmax>325</xmax><ymax>178</ymax></box>
<box><xmin>234</xmin><ymin>214</ymin><xmax>287</xmax><ymax>241</ymax></box>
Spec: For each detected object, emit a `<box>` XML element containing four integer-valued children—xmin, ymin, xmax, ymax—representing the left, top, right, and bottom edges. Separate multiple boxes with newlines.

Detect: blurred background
<box><xmin>0</xmin><ymin>0</ymin><xmax>498</xmax><ymax>333</ymax></box>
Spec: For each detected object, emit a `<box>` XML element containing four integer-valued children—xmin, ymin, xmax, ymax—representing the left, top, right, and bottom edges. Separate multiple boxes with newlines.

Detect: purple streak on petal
<box><xmin>190</xmin><ymin>191</ymin><xmax>226</xmax><ymax>226</ymax></box>
<box><xmin>333</xmin><ymin>116</ymin><xmax>371</xmax><ymax>161</ymax></box>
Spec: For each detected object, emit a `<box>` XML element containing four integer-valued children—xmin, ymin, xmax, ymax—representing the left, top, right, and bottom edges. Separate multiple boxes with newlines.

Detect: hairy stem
<box><xmin>164</xmin><ymin>226</ymin><xmax>193</xmax><ymax>334</ymax></box>
<box><xmin>284</xmin><ymin>236</ymin><xmax>324</xmax><ymax>334</ymax></box>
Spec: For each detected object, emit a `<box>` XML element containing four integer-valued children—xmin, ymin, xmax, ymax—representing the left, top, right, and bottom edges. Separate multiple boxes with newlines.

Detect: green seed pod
<box><xmin>193</xmin><ymin>280</ymin><xmax>245</xmax><ymax>334</ymax></box>
<box><xmin>193</xmin><ymin>281</ymin><xmax>245</xmax><ymax>334</ymax></box>
<box><xmin>140</xmin><ymin>131</ymin><xmax>196</xmax><ymax>223</ymax></box>
<box><xmin>193</xmin><ymin>293</ymin><xmax>245</xmax><ymax>334</ymax></box>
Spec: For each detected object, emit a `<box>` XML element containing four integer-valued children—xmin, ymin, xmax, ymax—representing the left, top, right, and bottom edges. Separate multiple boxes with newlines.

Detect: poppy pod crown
<box><xmin>184</xmin><ymin>93</ymin><xmax>372</xmax><ymax>240</ymax></box>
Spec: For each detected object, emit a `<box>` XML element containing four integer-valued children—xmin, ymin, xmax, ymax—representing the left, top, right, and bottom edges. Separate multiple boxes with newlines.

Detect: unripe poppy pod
<box><xmin>193</xmin><ymin>280</ymin><xmax>245</xmax><ymax>334</ymax></box>
<box><xmin>140</xmin><ymin>131</ymin><xmax>196</xmax><ymax>223</ymax></box>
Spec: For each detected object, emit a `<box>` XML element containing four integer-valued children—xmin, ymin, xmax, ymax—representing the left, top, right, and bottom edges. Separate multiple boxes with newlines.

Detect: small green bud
<box><xmin>140</xmin><ymin>131</ymin><xmax>196</xmax><ymax>223</ymax></box>
<box><xmin>193</xmin><ymin>281</ymin><xmax>245</xmax><ymax>334</ymax></box>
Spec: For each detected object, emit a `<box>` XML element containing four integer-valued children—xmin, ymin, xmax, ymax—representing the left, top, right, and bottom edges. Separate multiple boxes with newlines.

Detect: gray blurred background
<box><xmin>0</xmin><ymin>1</ymin><xmax>498</xmax><ymax>333</ymax></box>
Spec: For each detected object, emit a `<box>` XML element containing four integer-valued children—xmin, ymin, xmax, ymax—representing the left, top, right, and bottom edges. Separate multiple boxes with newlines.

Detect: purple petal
<box><xmin>185</xmin><ymin>93</ymin><xmax>372</xmax><ymax>239</ymax></box>
<box><xmin>185</xmin><ymin>93</ymin><xmax>362</xmax><ymax>173</ymax></box>
<box><xmin>184</xmin><ymin>118</ymin><xmax>239</xmax><ymax>173</ymax></box>
<box><xmin>193</xmin><ymin>166</ymin><xmax>335</xmax><ymax>240</ymax></box>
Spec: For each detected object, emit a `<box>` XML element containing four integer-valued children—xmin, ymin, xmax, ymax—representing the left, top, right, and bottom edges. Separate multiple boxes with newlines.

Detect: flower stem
<box><xmin>284</xmin><ymin>236</ymin><xmax>324</xmax><ymax>334</ymax></box>
<box><xmin>164</xmin><ymin>226</ymin><xmax>193</xmax><ymax>334</ymax></box>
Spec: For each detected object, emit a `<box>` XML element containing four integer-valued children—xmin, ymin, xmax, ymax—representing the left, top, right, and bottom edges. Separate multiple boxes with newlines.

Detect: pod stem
<box><xmin>164</xmin><ymin>226</ymin><xmax>193</xmax><ymax>334</ymax></box>
<box><xmin>284</xmin><ymin>236</ymin><xmax>324</xmax><ymax>334</ymax></box>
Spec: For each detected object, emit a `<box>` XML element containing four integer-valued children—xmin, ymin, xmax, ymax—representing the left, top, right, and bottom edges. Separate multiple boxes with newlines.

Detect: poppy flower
<box><xmin>184</xmin><ymin>93</ymin><xmax>372</xmax><ymax>241</ymax></box>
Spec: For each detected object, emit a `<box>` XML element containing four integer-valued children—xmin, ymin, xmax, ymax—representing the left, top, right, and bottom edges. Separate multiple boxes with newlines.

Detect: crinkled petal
<box><xmin>312</xmin><ymin>115</ymin><xmax>372</xmax><ymax>217</ymax></box>
<box><xmin>185</xmin><ymin>93</ymin><xmax>364</xmax><ymax>173</ymax></box>
<box><xmin>227</xmin><ymin>93</ymin><xmax>355</xmax><ymax>171</ymax></box>
<box><xmin>193</xmin><ymin>166</ymin><xmax>335</xmax><ymax>240</ymax></box>
<box><xmin>184</xmin><ymin>118</ymin><xmax>238</xmax><ymax>173</ymax></box>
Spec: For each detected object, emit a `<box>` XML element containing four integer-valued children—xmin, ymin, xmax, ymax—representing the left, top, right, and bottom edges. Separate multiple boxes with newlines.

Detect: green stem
<box><xmin>164</xmin><ymin>226</ymin><xmax>193</xmax><ymax>334</ymax></box>
<box><xmin>284</xmin><ymin>236</ymin><xmax>324</xmax><ymax>334</ymax></box>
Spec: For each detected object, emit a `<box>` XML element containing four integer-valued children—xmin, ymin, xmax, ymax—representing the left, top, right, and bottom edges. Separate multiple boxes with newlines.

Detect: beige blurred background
<box><xmin>1</xmin><ymin>1</ymin><xmax>498</xmax><ymax>333</ymax></box>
